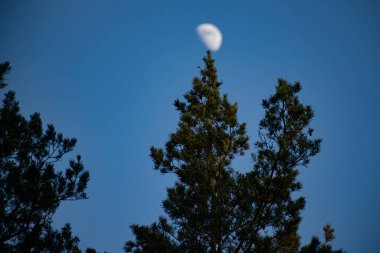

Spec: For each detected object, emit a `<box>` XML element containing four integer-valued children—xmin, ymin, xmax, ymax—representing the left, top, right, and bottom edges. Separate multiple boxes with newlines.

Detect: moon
<box><xmin>196</xmin><ymin>23</ymin><xmax>223</xmax><ymax>52</ymax></box>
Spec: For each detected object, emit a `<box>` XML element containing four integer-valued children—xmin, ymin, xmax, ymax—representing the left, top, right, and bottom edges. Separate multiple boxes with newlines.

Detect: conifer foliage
<box><xmin>125</xmin><ymin>52</ymin><xmax>343</xmax><ymax>253</ymax></box>
<box><xmin>0</xmin><ymin>62</ymin><xmax>94</xmax><ymax>252</ymax></box>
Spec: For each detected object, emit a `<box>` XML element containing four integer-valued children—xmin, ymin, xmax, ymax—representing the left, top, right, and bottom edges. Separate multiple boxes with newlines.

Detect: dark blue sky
<box><xmin>1</xmin><ymin>1</ymin><xmax>379</xmax><ymax>252</ymax></box>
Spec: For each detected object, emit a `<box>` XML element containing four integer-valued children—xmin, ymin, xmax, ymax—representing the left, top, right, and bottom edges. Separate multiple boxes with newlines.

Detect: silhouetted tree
<box><xmin>0</xmin><ymin>62</ymin><xmax>94</xmax><ymax>252</ymax></box>
<box><xmin>125</xmin><ymin>52</ymin><xmax>343</xmax><ymax>253</ymax></box>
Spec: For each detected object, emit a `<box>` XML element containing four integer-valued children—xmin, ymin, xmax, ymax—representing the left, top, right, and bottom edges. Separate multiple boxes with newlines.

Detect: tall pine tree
<box><xmin>0</xmin><ymin>62</ymin><xmax>101</xmax><ymax>253</ymax></box>
<box><xmin>125</xmin><ymin>52</ymin><xmax>343</xmax><ymax>253</ymax></box>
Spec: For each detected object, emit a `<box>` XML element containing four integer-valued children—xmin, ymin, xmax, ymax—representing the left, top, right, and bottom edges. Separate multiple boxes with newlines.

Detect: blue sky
<box><xmin>1</xmin><ymin>1</ymin><xmax>379</xmax><ymax>252</ymax></box>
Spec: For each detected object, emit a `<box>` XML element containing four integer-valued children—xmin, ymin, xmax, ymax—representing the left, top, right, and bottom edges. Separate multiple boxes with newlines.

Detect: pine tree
<box><xmin>0</xmin><ymin>62</ymin><xmax>97</xmax><ymax>252</ymax></box>
<box><xmin>125</xmin><ymin>52</ymin><xmax>343</xmax><ymax>253</ymax></box>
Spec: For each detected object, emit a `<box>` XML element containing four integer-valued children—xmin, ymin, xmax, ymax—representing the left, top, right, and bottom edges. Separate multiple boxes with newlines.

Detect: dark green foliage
<box><xmin>0</xmin><ymin>62</ymin><xmax>11</xmax><ymax>89</ymax></box>
<box><xmin>124</xmin><ymin>217</ymin><xmax>178</xmax><ymax>253</ymax></box>
<box><xmin>86</xmin><ymin>247</ymin><xmax>108</xmax><ymax>253</ymax></box>
<box><xmin>125</xmin><ymin>52</ymin><xmax>343</xmax><ymax>252</ymax></box>
<box><xmin>300</xmin><ymin>225</ymin><xmax>342</xmax><ymax>253</ymax></box>
<box><xmin>0</xmin><ymin>62</ymin><xmax>94</xmax><ymax>252</ymax></box>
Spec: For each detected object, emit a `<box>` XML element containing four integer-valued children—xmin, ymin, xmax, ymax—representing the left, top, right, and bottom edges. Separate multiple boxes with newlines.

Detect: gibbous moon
<box><xmin>196</xmin><ymin>23</ymin><xmax>223</xmax><ymax>52</ymax></box>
